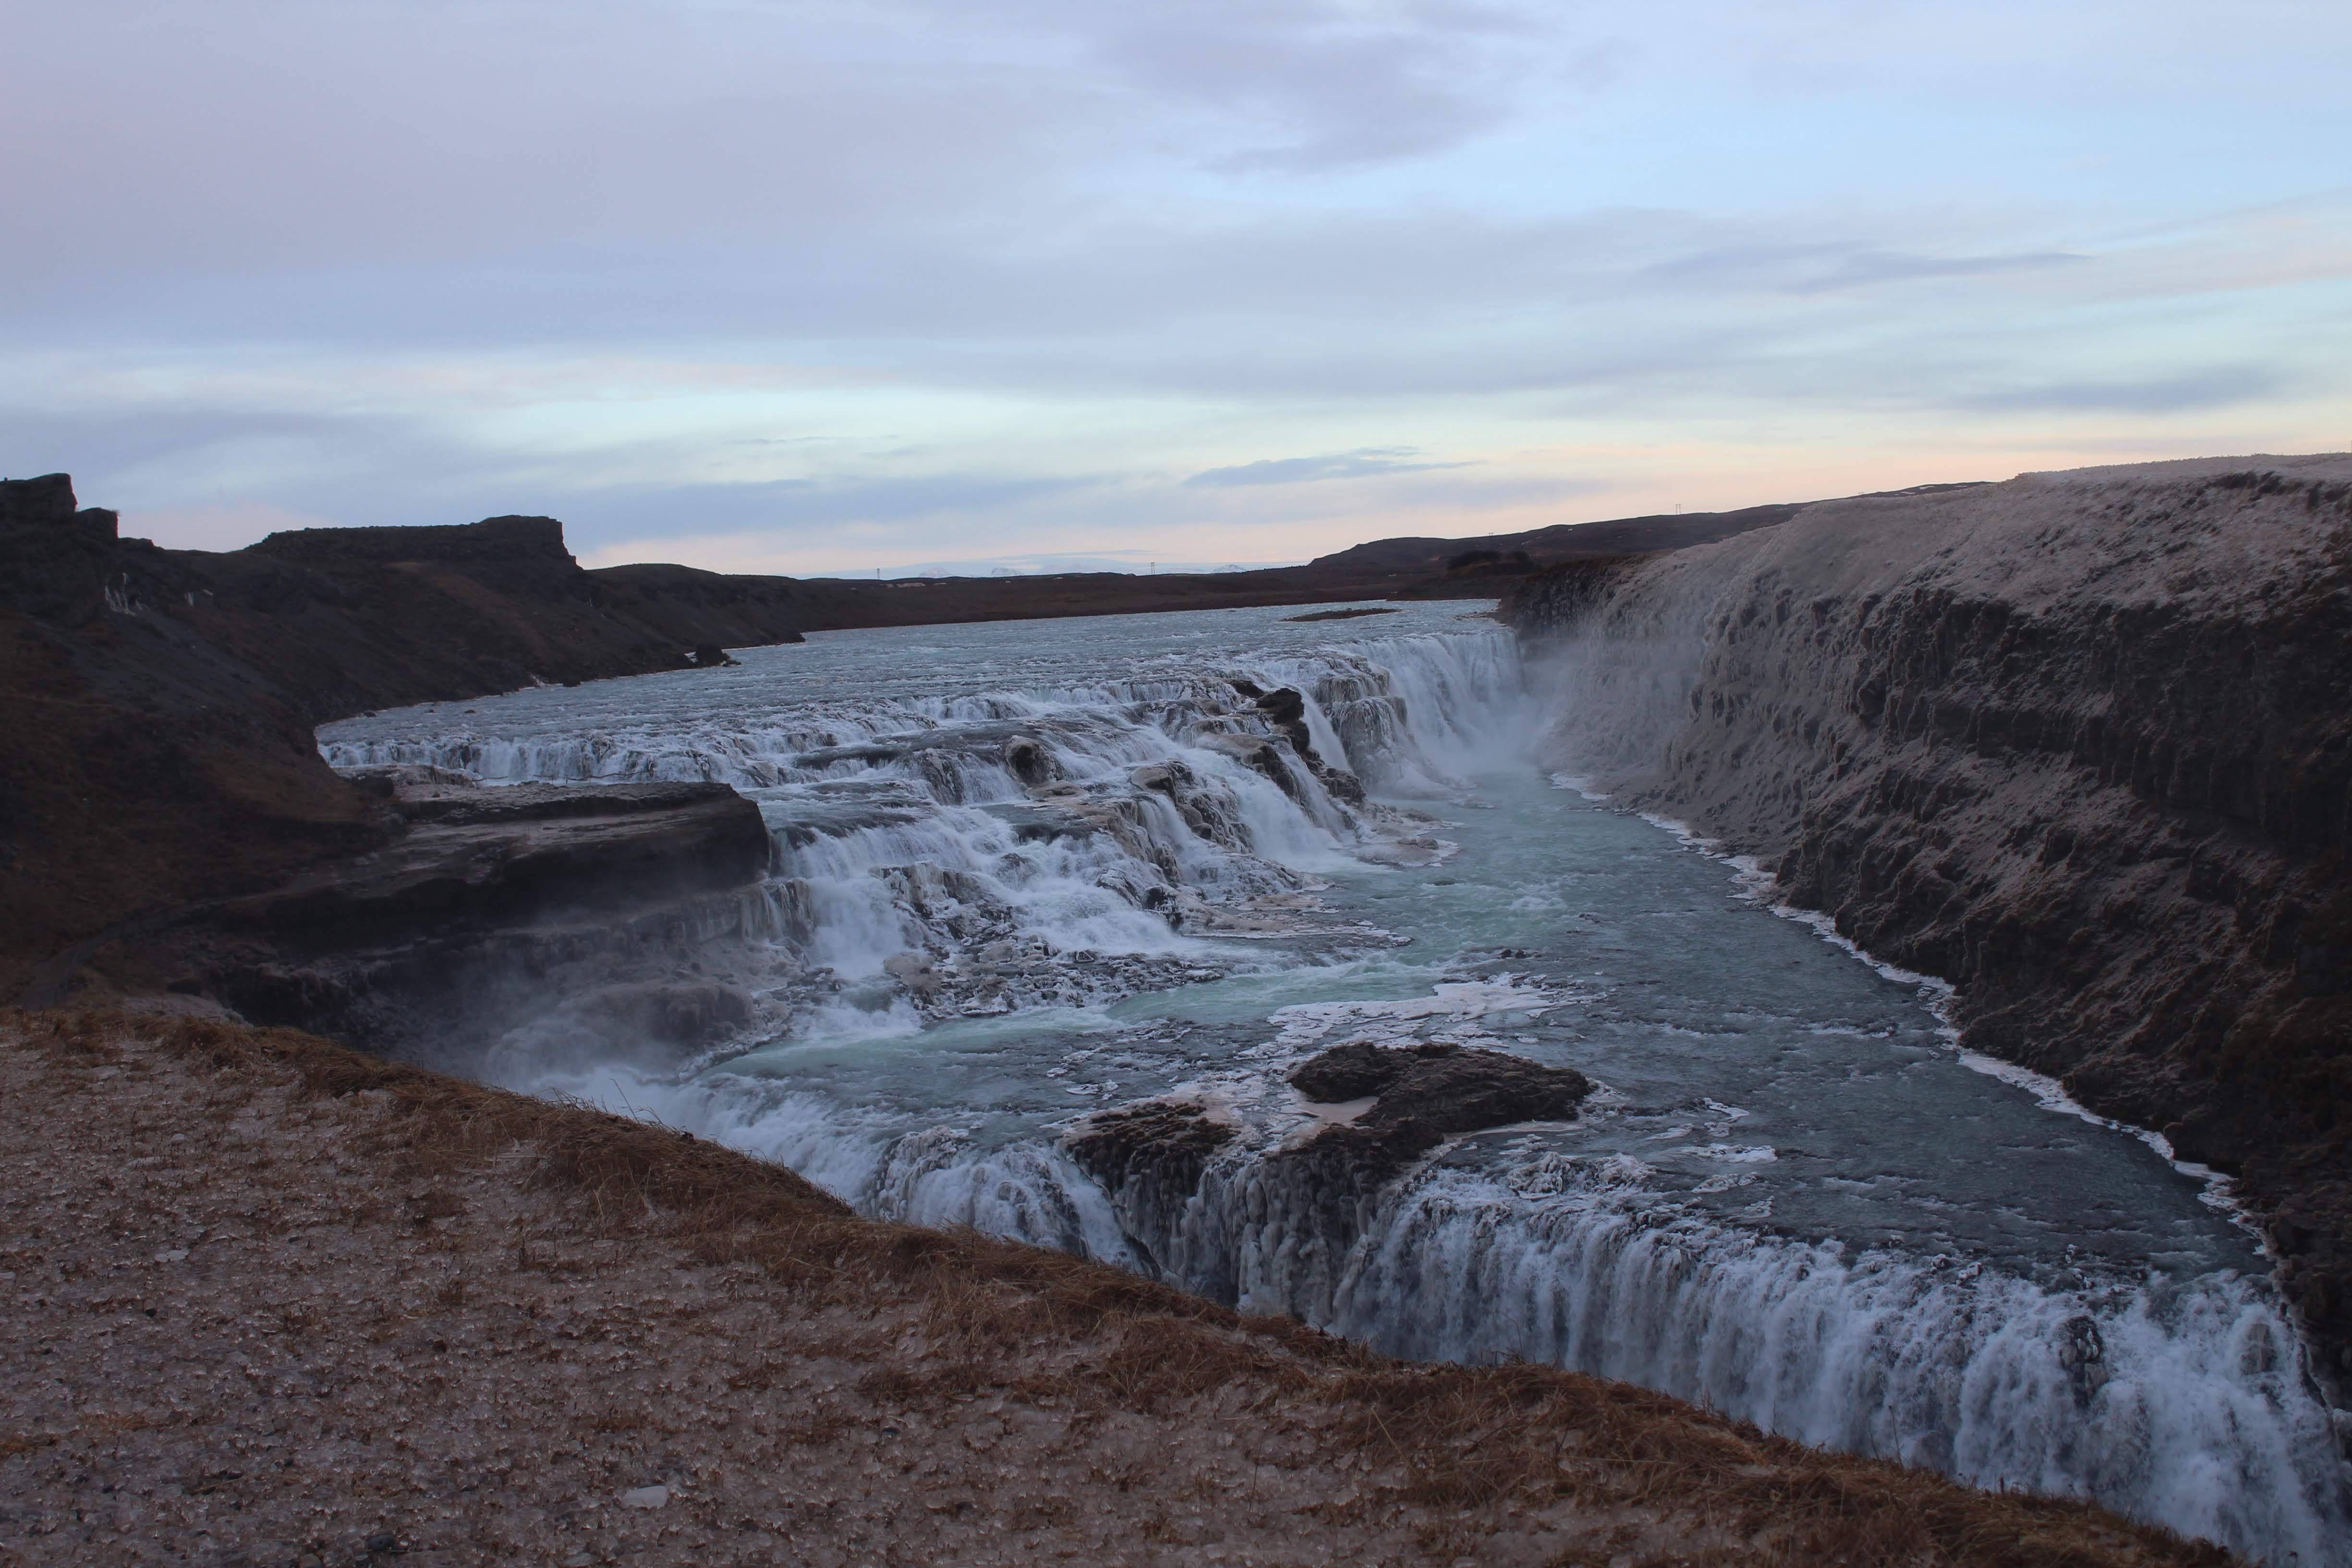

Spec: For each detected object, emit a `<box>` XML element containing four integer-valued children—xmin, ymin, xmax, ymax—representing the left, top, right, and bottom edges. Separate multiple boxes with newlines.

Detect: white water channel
<box><xmin>320</xmin><ymin>602</ymin><xmax>2350</xmax><ymax>1563</ymax></box>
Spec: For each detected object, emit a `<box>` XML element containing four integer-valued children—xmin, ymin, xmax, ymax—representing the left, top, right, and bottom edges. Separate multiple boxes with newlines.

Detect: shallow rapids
<box><xmin>320</xmin><ymin>602</ymin><xmax>2350</xmax><ymax>1563</ymax></box>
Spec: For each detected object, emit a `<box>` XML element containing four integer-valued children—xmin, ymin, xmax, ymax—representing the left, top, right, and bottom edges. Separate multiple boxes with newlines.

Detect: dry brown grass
<box><xmin>1</xmin><ymin>1006</ymin><xmax>2243</xmax><ymax>1568</ymax></box>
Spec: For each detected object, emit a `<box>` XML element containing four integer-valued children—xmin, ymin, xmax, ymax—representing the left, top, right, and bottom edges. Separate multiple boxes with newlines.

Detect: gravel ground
<box><xmin>0</xmin><ymin>1012</ymin><xmax>2234</xmax><ymax>1568</ymax></box>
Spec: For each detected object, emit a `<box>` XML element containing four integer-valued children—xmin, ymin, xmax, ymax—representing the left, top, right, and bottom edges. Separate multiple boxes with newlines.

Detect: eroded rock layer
<box><xmin>132</xmin><ymin>769</ymin><xmax>783</xmax><ymax>1073</ymax></box>
<box><xmin>1504</xmin><ymin>453</ymin><xmax>2352</xmax><ymax>1376</ymax></box>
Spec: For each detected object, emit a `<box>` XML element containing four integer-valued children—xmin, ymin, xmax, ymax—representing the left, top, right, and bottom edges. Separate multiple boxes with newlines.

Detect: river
<box><xmin>318</xmin><ymin>600</ymin><xmax>2349</xmax><ymax>1563</ymax></box>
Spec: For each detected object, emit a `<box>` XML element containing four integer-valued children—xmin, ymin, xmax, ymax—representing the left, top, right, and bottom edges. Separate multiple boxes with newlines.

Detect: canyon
<box><xmin>1502</xmin><ymin>452</ymin><xmax>2352</xmax><ymax>1385</ymax></box>
<box><xmin>8</xmin><ymin>456</ymin><xmax>2352</xmax><ymax>1563</ymax></box>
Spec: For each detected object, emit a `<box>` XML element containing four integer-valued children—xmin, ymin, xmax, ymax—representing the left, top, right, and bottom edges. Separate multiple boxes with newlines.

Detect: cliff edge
<box><xmin>1504</xmin><ymin>453</ymin><xmax>2352</xmax><ymax>1379</ymax></box>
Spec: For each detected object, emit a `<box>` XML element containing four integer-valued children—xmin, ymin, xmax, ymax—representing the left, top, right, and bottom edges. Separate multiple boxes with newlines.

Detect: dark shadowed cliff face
<box><xmin>174</xmin><ymin>514</ymin><xmax>811</xmax><ymax>719</ymax></box>
<box><xmin>1505</xmin><ymin>453</ymin><xmax>2352</xmax><ymax>1379</ymax></box>
<box><xmin>0</xmin><ymin>478</ymin><xmax>388</xmax><ymax>992</ymax></box>
<box><xmin>0</xmin><ymin>481</ymin><xmax>802</xmax><ymax>996</ymax></box>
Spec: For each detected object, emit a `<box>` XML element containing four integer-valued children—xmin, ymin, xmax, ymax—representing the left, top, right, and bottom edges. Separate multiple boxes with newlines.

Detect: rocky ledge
<box><xmin>113</xmin><ymin>769</ymin><xmax>781</xmax><ymax>1074</ymax></box>
<box><xmin>239</xmin><ymin>769</ymin><xmax>770</xmax><ymax>941</ymax></box>
<box><xmin>1280</xmin><ymin>1040</ymin><xmax>1595</xmax><ymax>1189</ymax></box>
<box><xmin>1067</xmin><ymin>1042</ymin><xmax>1591</xmax><ymax>1291</ymax></box>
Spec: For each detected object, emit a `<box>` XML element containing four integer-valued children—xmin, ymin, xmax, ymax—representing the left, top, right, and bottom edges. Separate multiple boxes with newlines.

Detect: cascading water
<box><xmin>320</xmin><ymin>602</ymin><xmax>2350</xmax><ymax>1564</ymax></box>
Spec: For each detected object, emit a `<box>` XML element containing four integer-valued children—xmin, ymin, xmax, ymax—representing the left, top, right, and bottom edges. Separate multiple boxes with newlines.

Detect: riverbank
<box><xmin>1</xmin><ymin>1008</ymin><xmax>2235</xmax><ymax>1568</ymax></box>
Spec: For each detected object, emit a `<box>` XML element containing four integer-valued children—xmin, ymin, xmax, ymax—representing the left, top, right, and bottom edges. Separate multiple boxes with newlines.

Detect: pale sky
<box><xmin>6</xmin><ymin>0</ymin><xmax>2349</xmax><ymax>575</ymax></box>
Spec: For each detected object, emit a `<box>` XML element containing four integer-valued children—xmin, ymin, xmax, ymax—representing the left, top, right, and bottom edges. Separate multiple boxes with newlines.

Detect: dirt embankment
<box><xmin>0</xmin><ymin>1009</ymin><xmax>2236</xmax><ymax>1568</ymax></box>
<box><xmin>1504</xmin><ymin>453</ymin><xmax>2352</xmax><ymax>1379</ymax></box>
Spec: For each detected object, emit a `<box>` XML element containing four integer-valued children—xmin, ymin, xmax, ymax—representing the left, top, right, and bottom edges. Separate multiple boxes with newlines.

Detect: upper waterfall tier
<box><xmin>321</xmin><ymin>605</ymin><xmax>1529</xmax><ymax>1022</ymax></box>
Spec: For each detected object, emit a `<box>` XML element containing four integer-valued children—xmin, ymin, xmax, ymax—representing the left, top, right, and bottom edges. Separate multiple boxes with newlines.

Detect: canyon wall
<box><xmin>0</xmin><ymin>479</ymin><xmax>796</xmax><ymax>1000</ymax></box>
<box><xmin>1504</xmin><ymin>453</ymin><xmax>2352</xmax><ymax>1378</ymax></box>
<box><xmin>0</xmin><ymin>476</ymin><xmax>388</xmax><ymax>992</ymax></box>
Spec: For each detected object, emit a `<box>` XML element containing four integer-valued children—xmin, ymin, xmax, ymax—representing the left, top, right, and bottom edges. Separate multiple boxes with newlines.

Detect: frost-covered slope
<box><xmin>1510</xmin><ymin>454</ymin><xmax>2352</xmax><ymax>1381</ymax></box>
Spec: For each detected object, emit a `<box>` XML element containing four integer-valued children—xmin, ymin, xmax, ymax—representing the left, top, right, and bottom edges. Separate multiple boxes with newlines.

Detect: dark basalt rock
<box><xmin>1256</xmin><ymin>686</ymin><xmax>1308</xmax><ymax>731</ymax></box>
<box><xmin>1069</xmin><ymin>1100</ymin><xmax>1237</xmax><ymax>1199</ymax></box>
<box><xmin>1194</xmin><ymin>731</ymin><xmax>1304</xmax><ymax>801</ymax></box>
<box><xmin>171</xmin><ymin>775</ymin><xmax>778</xmax><ymax>1067</ymax></box>
<box><xmin>1067</xmin><ymin>1101</ymin><xmax>1238</xmax><ymax>1271</ymax></box>
<box><xmin>1286</xmin><ymin>1039</ymin><xmax>1400</xmax><ymax>1101</ymax></box>
<box><xmin>1282</xmin><ymin>1040</ymin><xmax>1592</xmax><ymax>1190</ymax></box>
<box><xmin>1004</xmin><ymin>735</ymin><xmax>1057</xmax><ymax>787</ymax></box>
<box><xmin>2</xmin><ymin>472</ymin><xmax>125</xmax><ymax>624</ymax></box>
<box><xmin>0</xmin><ymin>472</ymin><xmax>81</xmax><ymax>528</ymax></box>
<box><xmin>1250</xmin><ymin>685</ymin><xmax>1365</xmax><ymax>805</ymax></box>
<box><xmin>1066</xmin><ymin>1042</ymin><xmax>1598</xmax><ymax>1310</ymax></box>
<box><xmin>133</xmin><ymin>510</ymin><xmax>808</xmax><ymax>723</ymax></box>
<box><xmin>226</xmin><ymin>778</ymin><xmax>772</xmax><ymax>948</ymax></box>
<box><xmin>250</xmin><ymin>513</ymin><xmax>587</xmax><ymax>600</ymax></box>
<box><xmin>1066</xmin><ymin>1044</ymin><xmax>1591</xmax><ymax>1297</ymax></box>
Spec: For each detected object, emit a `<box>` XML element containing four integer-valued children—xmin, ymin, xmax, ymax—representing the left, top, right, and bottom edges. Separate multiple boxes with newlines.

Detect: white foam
<box><xmin>326</xmin><ymin>627</ymin><xmax>1525</xmax><ymax>993</ymax></box>
<box><xmin>1311</xmin><ymin>1159</ymin><xmax>2349</xmax><ymax>1565</ymax></box>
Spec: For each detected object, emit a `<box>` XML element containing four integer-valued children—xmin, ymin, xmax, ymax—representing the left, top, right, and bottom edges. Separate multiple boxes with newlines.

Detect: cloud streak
<box><xmin>1950</xmin><ymin>368</ymin><xmax>2291</xmax><ymax>416</ymax></box>
<box><xmin>1184</xmin><ymin>449</ymin><xmax>1474</xmax><ymax>486</ymax></box>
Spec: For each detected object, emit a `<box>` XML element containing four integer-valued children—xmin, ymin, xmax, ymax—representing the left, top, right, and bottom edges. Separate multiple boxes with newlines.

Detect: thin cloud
<box><xmin>1952</xmin><ymin>367</ymin><xmax>2287</xmax><ymax>415</ymax></box>
<box><xmin>554</xmin><ymin>470</ymin><xmax>1120</xmax><ymax>556</ymax></box>
<box><xmin>1641</xmin><ymin>242</ymin><xmax>2086</xmax><ymax>295</ymax></box>
<box><xmin>1090</xmin><ymin>0</ymin><xmax>1554</xmax><ymax>172</ymax></box>
<box><xmin>1794</xmin><ymin>248</ymin><xmax>2086</xmax><ymax>293</ymax></box>
<box><xmin>1184</xmin><ymin>448</ymin><xmax>1475</xmax><ymax>487</ymax></box>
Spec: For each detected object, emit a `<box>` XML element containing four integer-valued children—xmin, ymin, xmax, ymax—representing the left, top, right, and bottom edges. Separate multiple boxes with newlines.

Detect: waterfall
<box><xmin>321</xmin><ymin>608</ymin><xmax>2352</xmax><ymax>1564</ymax></box>
<box><xmin>323</xmin><ymin>629</ymin><xmax>1522</xmax><ymax>1003</ymax></box>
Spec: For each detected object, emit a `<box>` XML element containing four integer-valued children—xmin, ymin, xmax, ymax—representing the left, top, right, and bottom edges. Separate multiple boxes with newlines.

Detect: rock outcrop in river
<box><xmin>1068</xmin><ymin>1043</ymin><xmax>1593</xmax><ymax>1304</ymax></box>
<box><xmin>1503</xmin><ymin>453</ymin><xmax>2352</xmax><ymax>1380</ymax></box>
